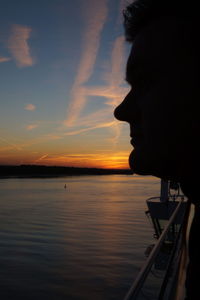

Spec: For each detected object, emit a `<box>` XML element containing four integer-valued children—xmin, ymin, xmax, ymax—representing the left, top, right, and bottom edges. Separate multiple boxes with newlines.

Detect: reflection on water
<box><xmin>0</xmin><ymin>175</ymin><xmax>159</xmax><ymax>300</ymax></box>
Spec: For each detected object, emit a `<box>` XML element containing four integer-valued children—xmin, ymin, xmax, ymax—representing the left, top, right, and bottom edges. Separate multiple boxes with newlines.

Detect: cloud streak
<box><xmin>64</xmin><ymin>34</ymin><xmax>129</xmax><ymax>145</ymax></box>
<box><xmin>0</xmin><ymin>137</ymin><xmax>22</xmax><ymax>151</ymax></box>
<box><xmin>26</xmin><ymin>123</ymin><xmax>38</xmax><ymax>131</ymax></box>
<box><xmin>24</xmin><ymin>103</ymin><xmax>36</xmax><ymax>111</ymax></box>
<box><xmin>64</xmin><ymin>120</ymin><xmax>116</xmax><ymax>136</ymax></box>
<box><xmin>0</xmin><ymin>56</ymin><xmax>11</xmax><ymax>63</ymax></box>
<box><xmin>7</xmin><ymin>24</ymin><xmax>34</xmax><ymax>68</ymax></box>
<box><xmin>33</xmin><ymin>154</ymin><xmax>49</xmax><ymax>163</ymax></box>
<box><xmin>65</xmin><ymin>35</ymin><xmax>128</xmax><ymax>118</ymax></box>
<box><xmin>65</xmin><ymin>0</ymin><xmax>108</xmax><ymax>127</ymax></box>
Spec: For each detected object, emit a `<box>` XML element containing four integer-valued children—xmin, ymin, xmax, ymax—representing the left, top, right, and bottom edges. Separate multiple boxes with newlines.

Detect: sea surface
<box><xmin>0</xmin><ymin>174</ymin><xmax>160</xmax><ymax>300</ymax></box>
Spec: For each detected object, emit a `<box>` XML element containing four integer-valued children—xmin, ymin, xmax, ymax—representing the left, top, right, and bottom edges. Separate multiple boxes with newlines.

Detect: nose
<box><xmin>114</xmin><ymin>90</ymin><xmax>135</xmax><ymax>123</ymax></box>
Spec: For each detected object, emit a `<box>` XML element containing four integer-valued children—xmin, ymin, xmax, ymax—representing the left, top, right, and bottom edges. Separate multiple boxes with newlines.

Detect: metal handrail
<box><xmin>147</xmin><ymin>194</ymin><xmax>185</xmax><ymax>202</ymax></box>
<box><xmin>158</xmin><ymin>200</ymin><xmax>191</xmax><ymax>299</ymax></box>
<box><xmin>123</xmin><ymin>198</ymin><xmax>186</xmax><ymax>300</ymax></box>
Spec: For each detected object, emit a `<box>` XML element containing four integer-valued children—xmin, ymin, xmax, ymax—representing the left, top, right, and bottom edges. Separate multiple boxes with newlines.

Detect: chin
<box><xmin>129</xmin><ymin>149</ymin><xmax>176</xmax><ymax>180</ymax></box>
<box><xmin>129</xmin><ymin>150</ymin><xmax>151</xmax><ymax>175</ymax></box>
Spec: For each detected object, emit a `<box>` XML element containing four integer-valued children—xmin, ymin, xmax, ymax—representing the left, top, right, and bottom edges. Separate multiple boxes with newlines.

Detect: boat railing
<box><xmin>123</xmin><ymin>197</ymin><xmax>190</xmax><ymax>300</ymax></box>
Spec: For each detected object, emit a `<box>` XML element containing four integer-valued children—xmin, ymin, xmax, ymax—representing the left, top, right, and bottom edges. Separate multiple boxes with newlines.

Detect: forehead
<box><xmin>126</xmin><ymin>17</ymin><xmax>188</xmax><ymax>76</ymax></box>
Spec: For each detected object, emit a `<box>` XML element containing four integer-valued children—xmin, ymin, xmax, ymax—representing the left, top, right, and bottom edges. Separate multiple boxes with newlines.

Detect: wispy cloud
<box><xmin>24</xmin><ymin>103</ymin><xmax>36</xmax><ymax>111</ymax></box>
<box><xmin>0</xmin><ymin>56</ymin><xmax>11</xmax><ymax>63</ymax></box>
<box><xmin>64</xmin><ymin>121</ymin><xmax>116</xmax><ymax>136</ymax></box>
<box><xmin>7</xmin><ymin>24</ymin><xmax>35</xmax><ymax>68</ymax></box>
<box><xmin>64</xmin><ymin>34</ymin><xmax>129</xmax><ymax>144</ymax></box>
<box><xmin>26</xmin><ymin>123</ymin><xmax>38</xmax><ymax>131</ymax></box>
<box><xmin>65</xmin><ymin>0</ymin><xmax>108</xmax><ymax>127</ymax></box>
<box><xmin>0</xmin><ymin>137</ymin><xmax>22</xmax><ymax>151</ymax></box>
<box><xmin>33</xmin><ymin>154</ymin><xmax>49</xmax><ymax>163</ymax></box>
<box><xmin>43</xmin><ymin>134</ymin><xmax>63</xmax><ymax>140</ymax></box>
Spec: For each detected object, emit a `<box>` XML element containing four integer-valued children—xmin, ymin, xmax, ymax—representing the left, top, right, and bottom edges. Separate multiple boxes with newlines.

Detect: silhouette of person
<box><xmin>114</xmin><ymin>1</ymin><xmax>200</xmax><ymax>299</ymax></box>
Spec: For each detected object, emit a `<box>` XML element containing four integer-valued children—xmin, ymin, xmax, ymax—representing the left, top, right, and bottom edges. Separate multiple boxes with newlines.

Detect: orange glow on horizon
<box><xmin>0</xmin><ymin>152</ymin><xmax>130</xmax><ymax>169</ymax></box>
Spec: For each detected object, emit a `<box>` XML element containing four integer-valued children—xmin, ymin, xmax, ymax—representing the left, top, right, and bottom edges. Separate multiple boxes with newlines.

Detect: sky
<box><xmin>0</xmin><ymin>0</ymin><xmax>132</xmax><ymax>169</ymax></box>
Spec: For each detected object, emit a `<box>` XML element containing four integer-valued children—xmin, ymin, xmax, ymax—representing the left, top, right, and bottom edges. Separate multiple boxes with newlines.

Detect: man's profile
<box><xmin>114</xmin><ymin>1</ymin><xmax>200</xmax><ymax>299</ymax></box>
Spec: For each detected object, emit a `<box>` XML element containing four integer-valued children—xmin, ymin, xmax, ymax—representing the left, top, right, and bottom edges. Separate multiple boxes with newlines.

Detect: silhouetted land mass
<box><xmin>0</xmin><ymin>165</ymin><xmax>133</xmax><ymax>178</ymax></box>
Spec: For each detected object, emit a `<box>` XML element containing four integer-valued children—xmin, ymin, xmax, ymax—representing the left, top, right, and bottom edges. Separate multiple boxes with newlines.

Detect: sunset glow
<box><xmin>0</xmin><ymin>0</ymin><xmax>131</xmax><ymax>169</ymax></box>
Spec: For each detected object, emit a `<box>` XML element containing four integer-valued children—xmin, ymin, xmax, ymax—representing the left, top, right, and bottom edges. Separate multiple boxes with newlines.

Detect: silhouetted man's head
<box><xmin>114</xmin><ymin>1</ymin><xmax>200</xmax><ymax>182</ymax></box>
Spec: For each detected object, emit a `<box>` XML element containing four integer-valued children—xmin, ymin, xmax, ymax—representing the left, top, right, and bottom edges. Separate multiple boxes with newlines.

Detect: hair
<box><xmin>123</xmin><ymin>0</ymin><xmax>198</xmax><ymax>42</ymax></box>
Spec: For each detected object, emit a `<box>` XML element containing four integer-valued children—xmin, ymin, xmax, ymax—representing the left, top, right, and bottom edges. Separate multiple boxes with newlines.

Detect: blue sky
<box><xmin>0</xmin><ymin>0</ymin><xmax>132</xmax><ymax>168</ymax></box>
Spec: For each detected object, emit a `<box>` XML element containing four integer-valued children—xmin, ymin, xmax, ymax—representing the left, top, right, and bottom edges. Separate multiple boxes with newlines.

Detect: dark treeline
<box><xmin>0</xmin><ymin>165</ymin><xmax>133</xmax><ymax>178</ymax></box>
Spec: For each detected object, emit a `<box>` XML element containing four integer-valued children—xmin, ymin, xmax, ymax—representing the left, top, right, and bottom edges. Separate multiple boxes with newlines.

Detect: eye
<box><xmin>126</xmin><ymin>68</ymin><xmax>151</xmax><ymax>89</ymax></box>
<box><xmin>132</xmin><ymin>69</ymin><xmax>144</xmax><ymax>82</ymax></box>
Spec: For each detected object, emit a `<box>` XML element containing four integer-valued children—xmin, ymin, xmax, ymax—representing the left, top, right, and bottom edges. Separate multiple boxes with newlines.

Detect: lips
<box><xmin>130</xmin><ymin>134</ymin><xmax>143</xmax><ymax>147</ymax></box>
<box><xmin>130</xmin><ymin>138</ymin><xmax>136</xmax><ymax>147</ymax></box>
<box><xmin>130</xmin><ymin>126</ymin><xmax>143</xmax><ymax>147</ymax></box>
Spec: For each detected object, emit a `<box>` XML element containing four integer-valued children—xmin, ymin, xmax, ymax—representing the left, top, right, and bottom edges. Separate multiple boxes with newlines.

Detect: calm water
<box><xmin>0</xmin><ymin>175</ymin><xmax>160</xmax><ymax>300</ymax></box>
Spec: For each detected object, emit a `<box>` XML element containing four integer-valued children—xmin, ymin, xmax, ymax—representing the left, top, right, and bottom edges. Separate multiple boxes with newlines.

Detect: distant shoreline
<box><xmin>0</xmin><ymin>165</ymin><xmax>133</xmax><ymax>179</ymax></box>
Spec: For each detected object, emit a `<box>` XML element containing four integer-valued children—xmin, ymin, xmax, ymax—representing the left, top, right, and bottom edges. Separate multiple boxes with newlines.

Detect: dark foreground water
<box><xmin>0</xmin><ymin>175</ymin><xmax>160</xmax><ymax>300</ymax></box>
